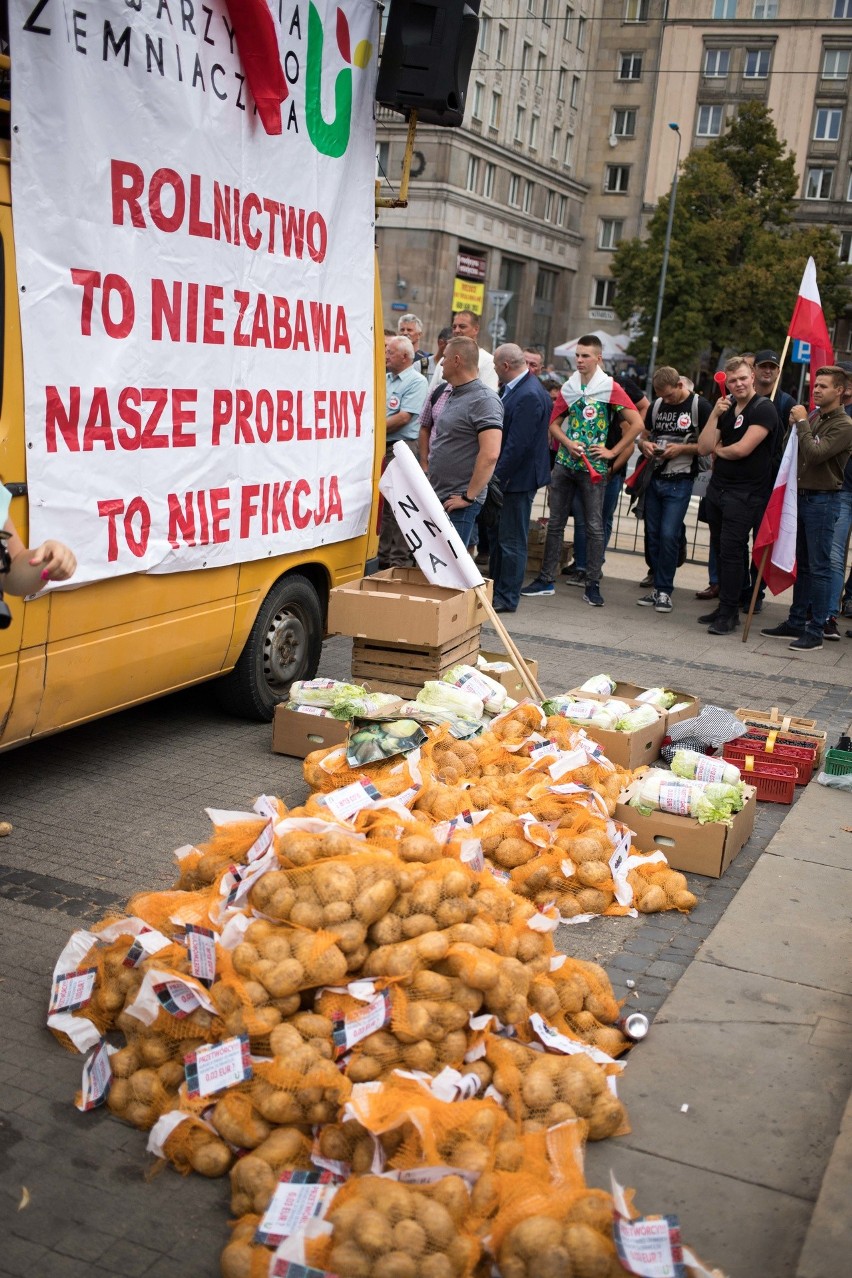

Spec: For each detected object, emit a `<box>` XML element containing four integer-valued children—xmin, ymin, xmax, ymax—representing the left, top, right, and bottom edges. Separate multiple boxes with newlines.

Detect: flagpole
<box><xmin>769</xmin><ymin>335</ymin><xmax>791</xmax><ymax>401</ymax></box>
<box><xmin>475</xmin><ymin>586</ymin><xmax>545</xmax><ymax>701</ymax></box>
<box><xmin>742</xmin><ymin>546</ymin><xmax>769</xmax><ymax>644</ymax></box>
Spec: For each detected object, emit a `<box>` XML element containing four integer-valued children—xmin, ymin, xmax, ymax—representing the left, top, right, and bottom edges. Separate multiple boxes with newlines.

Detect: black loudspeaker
<box><xmin>376</xmin><ymin>0</ymin><xmax>481</xmax><ymax>128</ymax></box>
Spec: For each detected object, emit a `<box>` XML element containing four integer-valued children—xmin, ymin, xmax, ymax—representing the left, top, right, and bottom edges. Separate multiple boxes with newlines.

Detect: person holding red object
<box><xmin>521</xmin><ymin>335</ymin><xmax>642</xmax><ymax>607</ymax></box>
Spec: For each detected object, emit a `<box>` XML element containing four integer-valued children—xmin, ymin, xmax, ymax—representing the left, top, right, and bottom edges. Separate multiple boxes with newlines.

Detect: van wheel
<box><xmin>215</xmin><ymin>574</ymin><xmax>323</xmax><ymax>721</ymax></box>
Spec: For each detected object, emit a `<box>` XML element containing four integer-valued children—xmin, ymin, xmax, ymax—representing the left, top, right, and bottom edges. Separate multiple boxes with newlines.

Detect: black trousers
<box><xmin>705</xmin><ymin>482</ymin><xmax>767</xmax><ymax>619</ymax></box>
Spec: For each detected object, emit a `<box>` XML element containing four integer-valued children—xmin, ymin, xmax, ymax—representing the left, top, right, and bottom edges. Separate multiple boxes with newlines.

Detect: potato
<box><xmin>255</xmin><ymin>957</ymin><xmax>305</xmax><ymax>998</ymax></box>
<box><xmin>292</xmin><ymin>1012</ymin><xmax>333</xmax><ymax>1041</ymax></box>
<box><xmin>347</xmin><ymin>1054</ymin><xmax>383</xmax><ymax>1083</ymax></box>
<box><xmin>290</xmin><ymin>900</ymin><xmax>325</xmax><ymax>930</ymax></box>
<box><xmin>586</xmin><ymin>1090</ymin><xmax>626</xmax><ymax>1141</ymax></box>
<box><xmin>565</xmin><ymin>1190</ymin><xmax>614</xmax><ymax>1236</ymax></box>
<box><xmin>323</xmin><ymin>900</ymin><xmax>354</xmax><ymax>925</ymax></box>
<box><xmin>313</xmin><ymin>862</ymin><xmax>358</xmax><ymax>905</ymax></box>
<box><xmin>110</xmin><ymin>1044</ymin><xmax>140</xmax><ymax>1078</ymax></box>
<box><xmin>157</xmin><ymin>1059</ymin><xmax>186</xmax><ymax>1090</ymax></box>
<box><xmin>401</xmin><ymin>1040</ymin><xmax>437</xmax><ymax>1072</ymax></box>
<box><xmin>418</xmin><ymin>1256</ymin><xmax>454</xmax><ymax>1278</ymax></box>
<box><xmin>504</xmin><ymin>1215</ymin><xmax>563</xmax><ymax>1262</ymax></box>
<box><xmin>331</xmin><ymin>919</ymin><xmax>368</xmax><ymax>954</ymax></box>
<box><xmin>555</xmin><ymin>1068</ymin><xmax>593</xmax><ymax>1117</ymax></box>
<box><xmin>369</xmin><ymin>913</ymin><xmax>403</xmax><ymax>946</ymax></box>
<box><xmin>189</xmin><ymin>1135</ymin><xmax>232</xmax><ymax>1178</ymax></box>
<box><xmin>636</xmin><ymin>885</ymin><xmax>667</xmax><ymax>914</ymax></box>
<box><xmin>211</xmin><ymin>1093</ymin><xmax>271</xmax><ymax>1149</ymax></box>
<box><xmin>392</xmin><ymin>1217</ymin><xmax>428</xmax><ymax>1256</ymax></box>
<box><xmin>575</xmin><ymin>888</ymin><xmax>610</xmax><ymax>915</ymax></box>
<box><xmin>564</xmin><ymin>1222</ymin><xmax>614</xmax><ymax>1277</ymax></box>
<box><xmin>354</xmin><ymin>1208</ymin><xmax>394</xmax><ymax>1255</ymax></box>
<box><xmin>257</xmin><ymin>933</ymin><xmax>293</xmax><ymax>962</ymax></box>
<box><xmin>230</xmin><ymin>1153</ymin><xmax>277</xmax><ymax>1214</ymax></box>
<box><xmin>521</xmin><ymin>1068</ymin><xmax>558</xmax><ymax>1111</ymax></box>
<box><xmin>576</xmin><ymin>861</ymin><xmax>611</xmax><ymax>888</ymax></box>
<box><xmin>409</xmin><ymin>970</ymin><xmax>454</xmax><ymax>1001</ymax></box>
<box><xmin>398</xmin><ymin>835</ymin><xmax>442</xmax><ymax>863</ymax></box>
<box><xmin>374</xmin><ymin>1254</ymin><xmax>418</xmax><ymax>1278</ymax></box>
<box><xmin>220</xmin><ymin>1238</ymin><xmax>253</xmax><ymax>1278</ymax></box>
<box><xmin>673</xmin><ymin>889</ymin><xmax>698</xmax><ymax>911</ymax></box>
<box><xmin>412</xmin><ymin>1195</ymin><xmax>456</xmax><ymax>1249</ymax></box>
<box><xmin>353</xmin><ymin>880</ymin><xmax>400</xmax><ymax>926</ymax></box>
<box><xmin>401</xmin><ymin>912</ymin><xmax>438</xmax><ymax>939</ymax></box>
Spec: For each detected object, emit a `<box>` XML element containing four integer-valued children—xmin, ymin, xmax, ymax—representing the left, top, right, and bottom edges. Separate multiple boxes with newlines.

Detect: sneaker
<box><xmin>789</xmin><ymin>632</ymin><xmax>823</xmax><ymax>651</ymax></box>
<box><xmin>520</xmin><ymin>577</ymin><xmax>555</xmax><ymax>598</ymax></box>
<box><xmin>824</xmin><ymin>618</ymin><xmax>840</xmax><ymax>642</ymax></box>
<box><xmin>698</xmin><ymin>609</ymin><xmax>721</xmax><ymax>625</ymax></box>
<box><xmin>639</xmin><ymin>571</ymin><xmax>653</xmax><ymax>588</ymax></box>
<box><xmin>636</xmin><ymin>593</ymin><xmax>658</xmax><ymax>607</ymax></box>
<box><xmin>760</xmin><ymin>621</ymin><xmax>804</xmax><ymax>639</ymax></box>
<box><xmin>562</xmin><ymin>566</ymin><xmax>587</xmax><ymax>586</ymax></box>
<box><xmin>654</xmin><ymin>592</ymin><xmax>673</xmax><ymax>613</ymax></box>
<box><xmin>583</xmin><ymin>582</ymin><xmax>604</xmax><ymax>607</ymax></box>
<box><xmin>708</xmin><ymin>614</ymin><xmax>738</xmax><ymax>635</ymax></box>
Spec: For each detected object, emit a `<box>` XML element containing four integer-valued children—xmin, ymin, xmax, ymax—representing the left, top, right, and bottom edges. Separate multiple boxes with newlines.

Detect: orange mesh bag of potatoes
<box><xmin>250</xmin><ymin>1031</ymin><xmax>351</xmax><ymax>1127</ymax></box>
<box><xmin>273</xmin><ymin>819</ymin><xmax>369</xmax><ymax>867</ymax></box>
<box><xmin>477</xmin><ymin>811</ymin><xmax>551</xmax><ymax>873</ymax></box>
<box><xmin>354</xmin><ymin>807</ymin><xmax>456</xmax><ymax>863</ymax></box>
<box><xmin>486</xmin><ymin>702</ymin><xmax>548</xmax><ymax>744</ymax></box>
<box><xmin>106</xmin><ymin>1055</ymin><xmax>180</xmax><ymax>1131</ymax></box>
<box><xmin>151</xmin><ymin>1111</ymin><xmax>234</xmax><ymax>1178</ymax></box>
<box><xmin>314</xmin><ymin>1116</ymin><xmax>413</xmax><ymax>1177</ymax></box>
<box><xmin>342</xmin><ymin>984</ymin><xmax>470</xmax><ymax>1082</ymax></box>
<box><xmin>307</xmin><ymin>1172</ymin><xmax>481</xmax><ymax>1278</ymax></box>
<box><xmin>417</xmin><ymin>729</ymin><xmax>483</xmax><ymax>786</ymax></box>
<box><xmin>209</xmin><ymin>948</ymin><xmax>300</xmax><ymax>1052</ymax></box>
<box><xmin>233</xmin><ymin>916</ymin><xmax>350</xmax><ymax>998</ymax></box>
<box><xmin>627</xmin><ymin>860</ymin><xmax>698</xmax><ymax>914</ymax></box>
<box><xmin>124</xmin><ymin>885</ymin><xmax>217</xmax><ymax>936</ymax></box>
<box><xmin>220</xmin><ymin>1213</ymin><xmax>275</xmax><ymax>1278</ymax></box>
<box><xmin>529</xmin><ymin>957</ymin><xmax>629</xmax><ymax>1059</ymax></box>
<box><xmin>229</xmin><ymin>1125</ymin><xmax>314</xmax><ymax>1216</ymax></box>
<box><xmin>303</xmin><ymin>741</ymin><xmax>420</xmax><ymax>797</ymax></box>
<box><xmin>173</xmin><ymin>807</ymin><xmax>278</xmax><ymax>891</ymax></box>
<box><xmin>488</xmin><ymin>1177</ymin><xmax>621</xmax><ymax>1278</ymax></box>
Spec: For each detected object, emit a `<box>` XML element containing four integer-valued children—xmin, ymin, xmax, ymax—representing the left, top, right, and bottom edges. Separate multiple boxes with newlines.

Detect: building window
<box><xmin>823</xmin><ymin>49</ymin><xmax>851</xmax><ymax>79</ymax></box>
<box><xmin>834</xmin><ymin>0</ymin><xmax>852</xmax><ymax>16</ymax></box>
<box><xmin>599</xmin><ymin>219</ymin><xmax>624</xmax><ymax>250</ymax></box>
<box><xmin>624</xmin><ymin>0</ymin><xmax>649</xmax><ymax>20</ymax></box>
<box><xmin>704</xmin><ymin>49</ymin><xmax>731</xmax><ymax>77</ymax></box>
<box><xmin>537</xmin><ymin>268</ymin><xmax>558</xmax><ymax>302</ymax></box>
<box><xmin>696</xmin><ymin>105</ymin><xmax>723</xmax><ymax>137</ymax></box>
<box><xmin>577</xmin><ymin>15</ymin><xmax>586</xmax><ymax>49</ymax></box>
<box><xmin>478</xmin><ymin>14</ymin><xmax>490</xmax><ymax>53</ymax></box>
<box><xmin>529</xmin><ymin>113</ymin><xmax>540</xmax><ymax>150</ymax></box>
<box><xmin>840</xmin><ymin>230</ymin><xmax>852</xmax><ymax>263</ymax></box>
<box><xmin>593</xmin><ymin>278</ymin><xmax>617</xmax><ymax>307</ymax></box>
<box><xmin>612</xmin><ymin>108</ymin><xmax>637</xmax><ymax>138</ymax></box>
<box><xmin>753</xmin><ymin>1</ymin><xmax>777</xmax><ymax>16</ymax></box>
<box><xmin>564</xmin><ymin>4</ymin><xmax>573</xmax><ymax>39</ymax></box>
<box><xmin>556</xmin><ymin>194</ymin><xmax>567</xmax><ymax>226</ymax></box>
<box><xmin>571</xmin><ymin>75</ymin><xmax>581</xmax><ymax>108</ymax></box>
<box><xmin>619</xmin><ymin>52</ymin><xmax>643</xmax><ymax>80</ymax></box>
<box><xmin>523</xmin><ymin>180</ymin><xmax>535</xmax><ymax>213</ymax></box>
<box><xmin>483</xmin><ymin>162</ymin><xmax>496</xmax><ymax>199</ymax></box>
<box><xmin>605</xmin><ymin>164</ymin><xmax>630</xmax><ymax>192</ymax></box>
<box><xmin>536</xmin><ymin>52</ymin><xmax>546</xmax><ymax>87</ymax></box>
<box><xmin>713</xmin><ymin>0</ymin><xmax>737</xmax><ymax>16</ymax></box>
<box><xmin>472</xmin><ymin>82</ymin><xmax>484</xmax><ymax>119</ymax></box>
<box><xmin>564</xmin><ymin>132</ymin><xmax>574</xmax><ymax>169</ymax></box>
<box><xmin>497</xmin><ymin>24</ymin><xmax>508</xmax><ymax>64</ymax></box>
<box><xmin>521</xmin><ymin>42</ymin><xmax>531</xmax><ymax>76</ymax></box>
<box><xmin>542</xmin><ymin>0</ymin><xmax>551</xmax><ymax>23</ymax></box>
<box><xmin>508</xmin><ymin>173</ymin><xmax>521</xmax><ymax>207</ymax></box>
<box><xmin>805</xmin><ymin>167</ymin><xmax>834</xmax><ymax>199</ymax></box>
<box><xmin>744</xmin><ymin>49</ymin><xmax>771</xmax><ymax>79</ymax></box>
<box><xmin>544</xmin><ymin>189</ymin><xmax>555</xmax><ymax>222</ymax></box>
<box><xmin>466</xmin><ymin>155</ymin><xmax>480</xmax><ymax>193</ymax></box>
<box><xmin>376</xmin><ymin>141</ymin><xmax>390</xmax><ymax>178</ymax></box>
<box><xmin>551</xmin><ymin>126</ymin><xmax>561</xmax><ymax>159</ymax></box>
<box><xmin>848</xmin><ymin>170</ymin><xmax>852</xmax><ymax>200</ymax></box>
<box><xmin>557</xmin><ymin>67</ymin><xmax>567</xmax><ymax>100</ymax></box>
<box><xmin>489</xmin><ymin>91</ymin><xmax>501</xmax><ymax>129</ymax></box>
<box><xmin>514</xmin><ymin>104</ymin><xmax>526</xmax><ymax>141</ymax></box>
<box><xmin>814</xmin><ymin>108</ymin><xmax>843</xmax><ymax>141</ymax></box>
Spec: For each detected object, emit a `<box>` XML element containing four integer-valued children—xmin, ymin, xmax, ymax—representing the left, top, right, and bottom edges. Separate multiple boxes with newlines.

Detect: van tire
<box><xmin>215</xmin><ymin>574</ymin><xmax>323</xmax><ymax>721</ymax></box>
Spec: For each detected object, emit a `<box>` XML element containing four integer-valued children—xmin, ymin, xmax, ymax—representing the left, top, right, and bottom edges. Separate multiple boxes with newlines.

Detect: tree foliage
<box><xmin>610</xmin><ymin>103</ymin><xmax>850</xmax><ymax>375</ymax></box>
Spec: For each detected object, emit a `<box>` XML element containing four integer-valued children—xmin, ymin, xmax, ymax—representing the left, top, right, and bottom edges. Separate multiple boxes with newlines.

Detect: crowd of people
<box><xmin>381</xmin><ymin>314</ymin><xmax>852</xmax><ymax>652</ymax></box>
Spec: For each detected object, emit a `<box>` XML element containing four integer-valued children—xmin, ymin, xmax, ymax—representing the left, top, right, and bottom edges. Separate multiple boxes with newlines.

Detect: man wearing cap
<box><xmin>760</xmin><ymin>365</ymin><xmax>852</xmax><ymax>651</ymax></box>
<box><xmin>753</xmin><ymin>350</ymin><xmax>796</xmax><ymax>437</ymax></box>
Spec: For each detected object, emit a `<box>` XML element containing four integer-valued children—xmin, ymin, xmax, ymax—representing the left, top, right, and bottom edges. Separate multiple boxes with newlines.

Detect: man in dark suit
<box><xmin>490</xmin><ymin>344</ymin><xmax>553</xmax><ymax>613</ymax></box>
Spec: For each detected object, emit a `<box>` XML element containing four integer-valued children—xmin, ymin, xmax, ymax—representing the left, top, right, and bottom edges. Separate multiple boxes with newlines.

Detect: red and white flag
<box><xmin>788</xmin><ymin>257</ymin><xmax>834</xmax><ymax>407</ymax></box>
<box><xmin>753</xmin><ymin>429</ymin><xmax>799</xmax><ymax>595</ymax></box>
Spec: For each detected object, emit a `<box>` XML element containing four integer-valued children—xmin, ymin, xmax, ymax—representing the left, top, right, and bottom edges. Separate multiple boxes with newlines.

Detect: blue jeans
<box><xmin>788</xmin><ymin>491</ymin><xmax>841</xmax><ymax>636</ymax></box>
<box><xmin>572</xmin><ymin>470</ymin><xmax>624</xmax><ymax>570</ymax></box>
<box><xmin>489</xmin><ymin>489</ymin><xmax>536</xmax><ymax>610</ymax></box>
<box><xmin>828</xmin><ymin>489</ymin><xmax>852</xmax><ymax>615</ymax></box>
<box><xmin>448</xmin><ymin>499</ymin><xmax>484</xmax><ymax>549</ymax></box>
<box><xmin>644</xmin><ymin>474</ymin><xmax>694</xmax><ymax>596</ymax></box>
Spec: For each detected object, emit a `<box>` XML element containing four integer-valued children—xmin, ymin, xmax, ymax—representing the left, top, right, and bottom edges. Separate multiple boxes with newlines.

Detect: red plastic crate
<box><xmin>723</xmin><ymin>752</ymin><xmax>797</xmax><ymax>804</ymax></box>
<box><xmin>727</xmin><ymin>733</ymin><xmax>815</xmax><ymax>785</ymax></box>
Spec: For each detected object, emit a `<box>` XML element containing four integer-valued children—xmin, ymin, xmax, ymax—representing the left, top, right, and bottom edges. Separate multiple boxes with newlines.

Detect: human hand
<box><xmin>589</xmin><ymin>445</ymin><xmax>615</xmax><ymax>461</ymax></box>
<box><xmin>29</xmin><ymin>540</ymin><xmax>76</xmax><ymax>582</ymax></box>
<box><xmin>639</xmin><ymin>439</ymin><xmax>657</xmax><ymax>460</ymax></box>
<box><xmin>443</xmin><ymin>494</ymin><xmax>469</xmax><ymax>513</ymax></box>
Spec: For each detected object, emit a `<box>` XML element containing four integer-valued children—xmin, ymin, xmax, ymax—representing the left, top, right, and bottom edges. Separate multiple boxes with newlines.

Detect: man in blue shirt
<box><xmin>379</xmin><ymin>336</ymin><xmax>427</xmax><ymax>568</ymax></box>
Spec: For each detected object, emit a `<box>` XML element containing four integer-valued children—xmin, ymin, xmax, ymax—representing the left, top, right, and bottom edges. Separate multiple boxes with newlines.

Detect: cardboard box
<box><xmin>328</xmin><ymin>568</ymin><xmax>492</xmax><ymax>647</ymax></box>
<box><xmin>614</xmin><ymin>786</ymin><xmax>757</xmax><ymax>878</ymax></box>
<box><xmin>478</xmin><ymin>650</ymin><xmax>541</xmax><ymax>700</ymax></box>
<box><xmin>351</xmin><ymin>628</ymin><xmax>481</xmax><ymax>699</ymax></box>
<box><xmin>272</xmin><ymin>705</ymin><xmax>350</xmax><ymax>758</ymax></box>
<box><xmin>526</xmin><ymin>521</ymin><xmax>572</xmax><ymax>572</ymax></box>
<box><xmin>569</xmin><ymin>699</ymin><xmax>667</xmax><ymax>771</ymax></box>
<box><xmin>570</xmin><ymin>681</ymin><xmax>700</xmax><ymax>729</ymax></box>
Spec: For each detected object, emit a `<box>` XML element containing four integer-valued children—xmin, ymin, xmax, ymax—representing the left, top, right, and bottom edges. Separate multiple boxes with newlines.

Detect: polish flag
<box><xmin>788</xmin><ymin>257</ymin><xmax>834</xmax><ymax>407</ymax></box>
<box><xmin>753</xmin><ymin>429</ymin><xmax>798</xmax><ymax>595</ymax></box>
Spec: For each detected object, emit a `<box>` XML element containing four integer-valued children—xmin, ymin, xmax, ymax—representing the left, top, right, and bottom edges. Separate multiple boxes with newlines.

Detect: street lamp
<box><xmin>646</xmin><ymin>123</ymin><xmax>682</xmax><ymax>396</ymax></box>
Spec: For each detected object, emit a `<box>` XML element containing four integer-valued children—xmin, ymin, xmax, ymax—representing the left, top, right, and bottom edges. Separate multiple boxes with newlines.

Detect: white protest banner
<box><xmin>11</xmin><ymin>0</ymin><xmax>377</xmax><ymax>586</ymax></box>
<box><xmin>379</xmin><ymin>442</ymin><xmax>485</xmax><ymax>591</ymax></box>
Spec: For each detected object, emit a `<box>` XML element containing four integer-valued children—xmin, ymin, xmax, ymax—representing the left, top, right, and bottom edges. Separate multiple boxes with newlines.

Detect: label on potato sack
<box><xmin>49</xmin><ymin>967</ymin><xmax>97</xmax><ymax>1014</ymax></box>
<box><xmin>76</xmin><ymin>1039</ymin><xmax>117</xmax><ymax>1111</ymax></box>
<box><xmin>320</xmin><ymin>778</ymin><xmax>382</xmax><ymax>823</ymax></box>
<box><xmin>613</xmin><ymin>1213</ymin><xmax>685</xmax><ymax>1277</ymax></box>
<box><xmin>332</xmin><ymin>991</ymin><xmax>391</xmax><ymax>1058</ymax></box>
<box><xmin>271</xmin><ymin>1263</ymin><xmax>338</xmax><ymax>1278</ymax></box>
<box><xmin>185</xmin><ymin>924</ymin><xmax>217</xmax><ymax>988</ymax></box>
<box><xmin>529</xmin><ymin>1013</ymin><xmax>623</xmax><ymax>1067</ymax></box>
<box><xmin>256</xmin><ymin>1170</ymin><xmax>342</xmax><ymax>1248</ymax></box>
<box><xmin>184</xmin><ymin>1035</ymin><xmax>252</xmax><ymax>1099</ymax></box>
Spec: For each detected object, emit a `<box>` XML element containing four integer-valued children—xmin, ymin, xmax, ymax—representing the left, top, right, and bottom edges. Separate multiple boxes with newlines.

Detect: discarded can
<box><xmin>616</xmin><ymin>1011</ymin><xmax>650</xmax><ymax>1041</ymax></box>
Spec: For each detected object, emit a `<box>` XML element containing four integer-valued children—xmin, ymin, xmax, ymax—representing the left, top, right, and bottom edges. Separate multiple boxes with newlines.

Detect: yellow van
<box><xmin>0</xmin><ymin>128</ymin><xmax>384</xmax><ymax>747</ymax></box>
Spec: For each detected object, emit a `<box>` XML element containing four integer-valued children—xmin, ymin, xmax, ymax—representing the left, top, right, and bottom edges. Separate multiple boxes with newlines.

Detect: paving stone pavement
<box><xmin>0</xmin><ymin>575</ymin><xmax>849</xmax><ymax>1277</ymax></box>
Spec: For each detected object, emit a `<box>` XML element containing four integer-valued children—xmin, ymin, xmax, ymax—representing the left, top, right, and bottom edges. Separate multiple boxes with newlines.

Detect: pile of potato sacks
<box><xmin>50</xmin><ymin>704</ymin><xmax>704</xmax><ymax>1278</ymax></box>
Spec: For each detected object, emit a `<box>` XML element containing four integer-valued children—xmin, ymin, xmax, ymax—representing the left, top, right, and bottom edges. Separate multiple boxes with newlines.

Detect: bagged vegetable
<box><xmin>416</xmin><ymin>681</ymin><xmax>485</xmax><ymax>724</ymax></box>
<box><xmin>614</xmin><ymin>704</ymin><xmax>660</xmax><ymax>733</ymax></box>
<box><xmin>576</xmin><ymin>674</ymin><xmax>617</xmax><ymax>697</ymax></box>
<box><xmin>290</xmin><ymin>679</ymin><xmax>365</xmax><ymax>709</ymax></box>
<box><xmin>331</xmin><ymin>690</ymin><xmax>406</xmax><ymax>721</ymax></box>
<box><xmin>629</xmin><ymin>770</ymin><xmax>745</xmax><ymax>823</ymax></box>
<box><xmin>671</xmin><ymin>749</ymin><xmax>740</xmax><ymax>785</ymax></box>
<box><xmin>635</xmin><ymin>686</ymin><xmax>678</xmax><ymax>710</ymax></box>
<box><xmin>346</xmin><ymin>720</ymin><xmax>428</xmax><ymax>766</ymax></box>
<box><xmin>442</xmin><ymin>664</ymin><xmax>508</xmax><ymax>714</ymax></box>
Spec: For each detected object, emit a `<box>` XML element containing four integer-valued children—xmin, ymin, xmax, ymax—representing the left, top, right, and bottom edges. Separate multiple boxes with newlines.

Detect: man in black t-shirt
<box><xmin>696</xmin><ymin>356</ymin><xmax>779</xmax><ymax>634</ymax></box>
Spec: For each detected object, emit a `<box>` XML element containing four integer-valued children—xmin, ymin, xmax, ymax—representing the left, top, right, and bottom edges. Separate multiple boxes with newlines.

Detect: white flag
<box><xmin>378</xmin><ymin>443</ymin><xmax>485</xmax><ymax>591</ymax></box>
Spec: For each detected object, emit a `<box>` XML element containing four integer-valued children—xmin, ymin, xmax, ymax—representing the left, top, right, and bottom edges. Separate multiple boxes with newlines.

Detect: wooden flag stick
<box><xmin>742</xmin><ymin>545</ymin><xmax>770</xmax><ymax>643</ymax></box>
<box><xmin>475</xmin><ymin>585</ymin><xmax>545</xmax><ymax>702</ymax></box>
<box><xmin>769</xmin><ymin>335</ymin><xmax>792</xmax><ymax>401</ymax></box>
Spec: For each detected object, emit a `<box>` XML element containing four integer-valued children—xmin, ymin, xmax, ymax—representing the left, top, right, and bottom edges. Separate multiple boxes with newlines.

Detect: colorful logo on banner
<box><xmin>306</xmin><ymin>3</ymin><xmax>373</xmax><ymax>158</ymax></box>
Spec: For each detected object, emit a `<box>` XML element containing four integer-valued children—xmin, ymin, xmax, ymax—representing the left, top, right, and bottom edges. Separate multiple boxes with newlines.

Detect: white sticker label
<box><xmin>256</xmin><ymin>1174</ymin><xmax>340</xmax><ymax>1248</ymax></box>
<box><xmin>76</xmin><ymin>1039</ymin><xmax>116</xmax><ymax>1111</ymax></box>
<box><xmin>49</xmin><ymin>969</ymin><xmax>97</xmax><ymax>1014</ymax></box>
<box><xmin>529</xmin><ymin>1012</ymin><xmax>621</xmax><ymax>1066</ymax></box>
<box><xmin>693</xmin><ymin>755</ymin><xmax>730</xmax><ymax>783</ymax></box>
<box><xmin>549</xmin><ymin>747</ymin><xmax>588</xmax><ymax>780</ymax></box>
<box><xmin>613</xmin><ymin>1214</ymin><xmax>684</xmax><ymax>1277</ymax></box>
<box><xmin>609</xmin><ymin>826</ymin><xmax>634</xmax><ymax>907</ymax></box>
<box><xmin>185</xmin><ymin>1035</ymin><xmax>253</xmax><ymax>1099</ymax></box>
<box><xmin>320</xmin><ymin>778</ymin><xmax>382</xmax><ymax>822</ymax></box>
<box><xmin>246</xmin><ymin>819</ymin><xmax>275</xmax><ymax>863</ymax></box>
<box><xmin>185</xmin><ymin>925</ymin><xmax>217</xmax><ymax>988</ymax></box>
<box><xmin>658</xmin><ymin>783</ymin><xmax>693</xmax><ymax>817</ymax></box>
<box><xmin>332</xmin><ymin>991</ymin><xmax>391</xmax><ymax>1057</ymax></box>
<box><xmin>460</xmin><ymin>839</ymin><xmax>485</xmax><ymax>872</ymax></box>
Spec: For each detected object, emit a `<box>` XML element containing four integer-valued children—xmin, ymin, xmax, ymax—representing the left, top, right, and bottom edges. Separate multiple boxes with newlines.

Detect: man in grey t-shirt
<box><xmin>419</xmin><ymin>337</ymin><xmax>503</xmax><ymax>549</ymax></box>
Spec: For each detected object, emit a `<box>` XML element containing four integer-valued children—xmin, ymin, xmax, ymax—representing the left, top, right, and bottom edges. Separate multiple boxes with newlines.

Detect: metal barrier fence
<box><xmin>532</xmin><ymin>487</ymin><xmax>712</xmax><ymax>568</ymax></box>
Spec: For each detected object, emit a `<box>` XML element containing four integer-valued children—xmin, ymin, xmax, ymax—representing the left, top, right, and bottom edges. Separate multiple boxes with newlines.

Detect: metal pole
<box><xmin>646</xmin><ymin>124</ymin><xmax>682</xmax><ymax>398</ymax></box>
